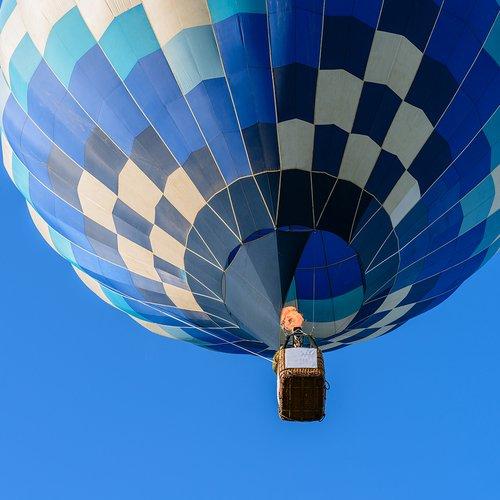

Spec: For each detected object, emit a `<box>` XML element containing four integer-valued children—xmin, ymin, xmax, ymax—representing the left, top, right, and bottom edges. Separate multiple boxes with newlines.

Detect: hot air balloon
<box><xmin>0</xmin><ymin>0</ymin><xmax>498</xmax><ymax>367</ymax></box>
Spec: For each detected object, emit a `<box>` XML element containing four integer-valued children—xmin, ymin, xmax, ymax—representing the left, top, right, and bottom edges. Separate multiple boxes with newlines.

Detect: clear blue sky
<box><xmin>0</xmin><ymin>161</ymin><xmax>499</xmax><ymax>500</ymax></box>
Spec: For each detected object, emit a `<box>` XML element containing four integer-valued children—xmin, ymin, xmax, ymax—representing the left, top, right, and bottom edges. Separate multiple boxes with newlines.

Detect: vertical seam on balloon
<box><xmin>264</xmin><ymin>0</ymin><xmax>283</xmax><ymax>227</ymax></box>
<box><xmin>203</xmin><ymin>1</ymin><xmax>278</xmax><ymax>230</ymax></box>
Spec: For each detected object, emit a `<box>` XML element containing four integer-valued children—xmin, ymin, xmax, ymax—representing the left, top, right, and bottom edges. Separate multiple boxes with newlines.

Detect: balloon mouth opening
<box><xmin>222</xmin><ymin>227</ymin><xmax>365</xmax><ymax>342</ymax></box>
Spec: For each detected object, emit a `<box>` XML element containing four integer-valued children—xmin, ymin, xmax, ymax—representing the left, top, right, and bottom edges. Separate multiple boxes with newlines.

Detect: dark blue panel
<box><xmin>277</xmin><ymin>170</ymin><xmax>314</xmax><ymax>228</ymax></box>
<box><xmin>406</xmin><ymin>56</ymin><xmax>458</xmax><ymax>125</ymax></box>
<box><xmin>46</xmin><ymin>147</ymin><xmax>83</xmax><ymax>210</ymax></box>
<box><xmin>321</xmin><ymin>16</ymin><xmax>375</xmax><ymax>78</ymax></box>
<box><xmin>273</xmin><ymin>63</ymin><xmax>317</xmax><ymax>122</ymax></box>
<box><xmin>84</xmin><ymin>127</ymin><xmax>127</xmax><ymax>193</ymax></box>
<box><xmin>366</xmin><ymin>151</ymin><xmax>405</xmax><ymax>203</ymax></box>
<box><xmin>312</xmin><ymin>172</ymin><xmax>336</xmax><ymax>224</ymax></box>
<box><xmin>242</xmin><ymin>123</ymin><xmax>280</xmax><ymax>172</ymax></box>
<box><xmin>182</xmin><ymin>148</ymin><xmax>226</xmax><ymax>200</ymax></box>
<box><xmin>313</xmin><ymin>124</ymin><xmax>348</xmax><ymax>175</ymax></box>
<box><xmin>325</xmin><ymin>0</ymin><xmax>382</xmax><ymax>28</ymax></box>
<box><xmin>229</xmin><ymin>177</ymin><xmax>274</xmax><ymax>240</ymax></box>
<box><xmin>408</xmin><ymin>131</ymin><xmax>452</xmax><ymax>192</ymax></box>
<box><xmin>255</xmin><ymin>171</ymin><xmax>280</xmax><ymax>222</ymax></box>
<box><xmin>130</xmin><ymin>126</ymin><xmax>177</xmax><ymax>189</ymax></box>
<box><xmin>113</xmin><ymin>199</ymin><xmax>153</xmax><ymax>250</ymax></box>
<box><xmin>317</xmin><ymin>180</ymin><xmax>361</xmax><ymax>241</ymax></box>
<box><xmin>379</xmin><ymin>0</ymin><xmax>441</xmax><ymax>51</ymax></box>
<box><xmin>352</xmin><ymin>83</ymin><xmax>402</xmax><ymax>145</ymax></box>
<box><xmin>154</xmin><ymin>197</ymin><xmax>190</xmax><ymax>244</ymax></box>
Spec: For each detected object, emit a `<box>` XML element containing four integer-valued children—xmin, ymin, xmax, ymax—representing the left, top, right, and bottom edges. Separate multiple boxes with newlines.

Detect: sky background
<box><xmin>0</xmin><ymin>161</ymin><xmax>499</xmax><ymax>499</ymax></box>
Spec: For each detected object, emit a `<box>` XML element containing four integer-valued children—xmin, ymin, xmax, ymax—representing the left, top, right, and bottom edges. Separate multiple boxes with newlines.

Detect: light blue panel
<box><xmin>44</xmin><ymin>8</ymin><xmax>95</xmax><ymax>87</ymax></box>
<box><xmin>285</xmin><ymin>278</ymin><xmax>297</xmax><ymax>302</ymax></box>
<box><xmin>0</xmin><ymin>0</ymin><xmax>16</xmax><ymax>30</ymax></box>
<box><xmin>484</xmin><ymin>15</ymin><xmax>500</xmax><ymax>64</ymax></box>
<box><xmin>12</xmin><ymin>153</ymin><xmax>31</xmax><ymax>201</ymax></box>
<box><xmin>99</xmin><ymin>5</ymin><xmax>159</xmax><ymax>80</ymax></box>
<box><xmin>208</xmin><ymin>0</ymin><xmax>266</xmax><ymax>23</ymax></box>
<box><xmin>300</xmin><ymin>297</ymin><xmax>336</xmax><ymax>322</ymax></box>
<box><xmin>163</xmin><ymin>25</ymin><xmax>224</xmax><ymax>95</ymax></box>
<box><xmin>473</xmin><ymin>210</ymin><xmax>500</xmax><ymax>257</ymax></box>
<box><xmin>333</xmin><ymin>286</ymin><xmax>365</xmax><ymax>319</ymax></box>
<box><xmin>9</xmin><ymin>35</ymin><xmax>41</xmax><ymax>110</ymax></box>
<box><xmin>48</xmin><ymin>226</ymin><xmax>77</xmax><ymax>264</ymax></box>
<box><xmin>484</xmin><ymin>109</ymin><xmax>499</xmax><ymax>171</ymax></box>
<box><xmin>102</xmin><ymin>286</ymin><xmax>144</xmax><ymax>318</ymax></box>
<box><xmin>460</xmin><ymin>175</ymin><xmax>495</xmax><ymax>235</ymax></box>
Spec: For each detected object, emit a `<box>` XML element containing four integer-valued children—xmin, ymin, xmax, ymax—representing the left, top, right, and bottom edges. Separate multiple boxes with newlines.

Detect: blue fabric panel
<box><xmin>320</xmin><ymin>15</ymin><xmax>374</xmax><ymax>78</ymax></box>
<box><xmin>273</xmin><ymin>63</ymin><xmax>317</xmax><ymax>122</ymax></box>
<box><xmin>325</xmin><ymin>0</ymin><xmax>382</xmax><ymax>28</ymax></box>
<box><xmin>125</xmin><ymin>49</ymin><xmax>204</xmax><ymax>164</ymax></box>
<box><xmin>379</xmin><ymin>0</ymin><xmax>441</xmax><ymax>51</ymax></box>
<box><xmin>352</xmin><ymin>83</ymin><xmax>402</xmax><ymax>145</ymax></box>
<box><xmin>313</xmin><ymin>124</ymin><xmax>348</xmax><ymax>175</ymax></box>
<box><xmin>187</xmin><ymin>78</ymin><xmax>251</xmax><ymax>183</ymax></box>
<box><xmin>213</xmin><ymin>13</ymin><xmax>275</xmax><ymax>127</ymax></box>
<box><xmin>241</xmin><ymin>123</ymin><xmax>280</xmax><ymax>172</ymax></box>
<box><xmin>154</xmin><ymin>197</ymin><xmax>190</xmax><ymax>245</ymax></box>
<box><xmin>267</xmin><ymin>0</ymin><xmax>324</xmax><ymax>68</ymax></box>
<box><xmin>3</xmin><ymin>97</ymin><xmax>52</xmax><ymax>186</ymax></box>
<box><xmin>365</xmin><ymin>151</ymin><xmax>405</xmax><ymax>203</ymax></box>
<box><xmin>68</xmin><ymin>46</ymin><xmax>148</xmax><ymax>156</ymax></box>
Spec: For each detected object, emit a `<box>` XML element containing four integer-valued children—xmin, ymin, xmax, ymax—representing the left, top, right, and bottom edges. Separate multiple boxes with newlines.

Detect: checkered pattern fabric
<box><xmin>0</xmin><ymin>0</ymin><xmax>498</xmax><ymax>356</ymax></box>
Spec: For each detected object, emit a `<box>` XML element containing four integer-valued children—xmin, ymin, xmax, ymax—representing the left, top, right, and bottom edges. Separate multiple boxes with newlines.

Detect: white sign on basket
<box><xmin>284</xmin><ymin>348</ymin><xmax>318</xmax><ymax>369</ymax></box>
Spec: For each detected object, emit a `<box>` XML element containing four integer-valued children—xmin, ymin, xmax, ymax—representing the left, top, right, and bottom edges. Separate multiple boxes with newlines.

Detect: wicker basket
<box><xmin>274</xmin><ymin>342</ymin><xmax>326</xmax><ymax>422</ymax></box>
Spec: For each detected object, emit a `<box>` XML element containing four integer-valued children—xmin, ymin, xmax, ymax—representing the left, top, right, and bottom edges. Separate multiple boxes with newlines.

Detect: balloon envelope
<box><xmin>0</xmin><ymin>0</ymin><xmax>498</xmax><ymax>356</ymax></box>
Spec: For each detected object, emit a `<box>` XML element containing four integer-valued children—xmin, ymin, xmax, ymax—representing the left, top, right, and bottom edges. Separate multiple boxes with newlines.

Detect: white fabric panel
<box><xmin>338</xmin><ymin>134</ymin><xmax>381</xmax><ymax>187</ymax></box>
<box><xmin>27</xmin><ymin>204</ymin><xmax>57</xmax><ymax>251</ymax></box>
<box><xmin>285</xmin><ymin>348</ymin><xmax>318</xmax><ymax>368</ymax></box>
<box><xmin>163</xmin><ymin>283</ymin><xmax>202</xmax><ymax>311</ymax></box>
<box><xmin>149</xmin><ymin>224</ymin><xmax>186</xmax><ymax>269</ymax></box>
<box><xmin>17</xmin><ymin>0</ymin><xmax>74</xmax><ymax>53</ymax></box>
<box><xmin>73</xmin><ymin>265</ymin><xmax>112</xmax><ymax>305</ymax></box>
<box><xmin>384</xmin><ymin>171</ymin><xmax>421</xmax><ymax>226</ymax></box>
<box><xmin>143</xmin><ymin>0</ymin><xmax>209</xmax><ymax>47</ymax></box>
<box><xmin>118</xmin><ymin>160</ymin><xmax>163</xmax><ymax>223</ymax></box>
<box><xmin>77</xmin><ymin>0</ymin><xmax>141</xmax><ymax>39</ymax></box>
<box><xmin>354</xmin><ymin>324</ymin><xmax>396</xmax><ymax>343</ymax></box>
<box><xmin>370</xmin><ymin>303</ymin><xmax>414</xmax><ymax>328</ymax></box>
<box><xmin>489</xmin><ymin>167</ymin><xmax>500</xmax><ymax>216</ymax></box>
<box><xmin>1</xmin><ymin>133</ymin><xmax>13</xmax><ymax>180</ymax></box>
<box><xmin>117</xmin><ymin>234</ymin><xmax>161</xmax><ymax>281</ymax></box>
<box><xmin>376</xmin><ymin>285</ymin><xmax>412</xmax><ymax>312</ymax></box>
<box><xmin>78</xmin><ymin>171</ymin><xmax>118</xmax><ymax>233</ymax></box>
<box><xmin>278</xmin><ymin>119</ymin><xmax>315</xmax><ymax>171</ymax></box>
<box><xmin>383</xmin><ymin>102</ymin><xmax>433</xmax><ymax>168</ymax></box>
<box><xmin>164</xmin><ymin>167</ymin><xmax>205</xmax><ymax>224</ymax></box>
<box><xmin>314</xmin><ymin>69</ymin><xmax>363</xmax><ymax>131</ymax></box>
<box><xmin>132</xmin><ymin>317</ymin><xmax>188</xmax><ymax>340</ymax></box>
<box><xmin>365</xmin><ymin>31</ymin><xmax>422</xmax><ymax>99</ymax></box>
<box><xmin>0</xmin><ymin>8</ymin><xmax>26</xmax><ymax>80</ymax></box>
